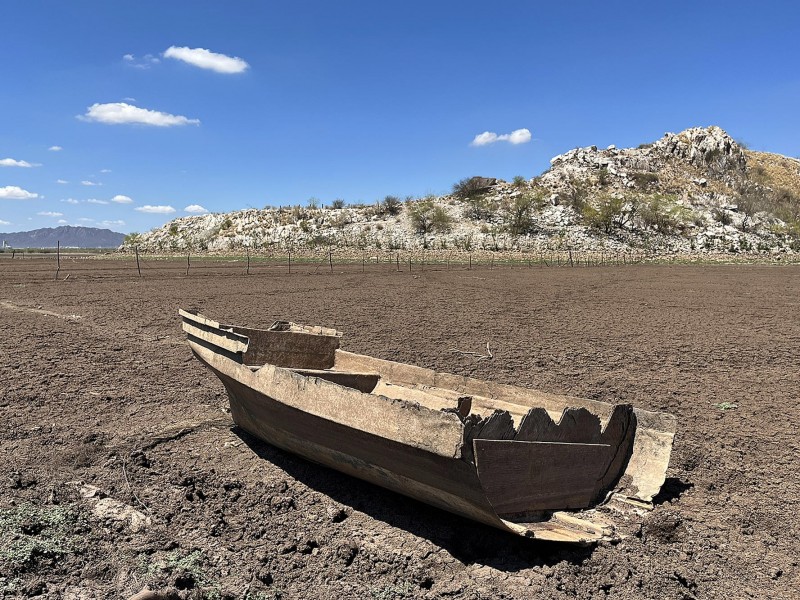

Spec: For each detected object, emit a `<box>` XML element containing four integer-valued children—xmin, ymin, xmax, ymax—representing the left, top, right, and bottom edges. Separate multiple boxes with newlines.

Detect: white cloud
<box><xmin>48</xmin><ymin>145</ymin><xmax>62</xmax><ymax>152</ymax></box>
<box><xmin>77</xmin><ymin>217</ymin><xmax>94</xmax><ymax>222</ymax></box>
<box><xmin>123</xmin><ymin>53</ymin><xmax>160</xmax><ymax>69</ymax></box>
<box><xmin>38</xmin><ymin>211</ymin><xmax>63</xmax><ymax>217</ymax></box>
<box><xmin>82</xmin><ymin>180</ymin><xmax>102</xmax><ymax>186</ymax></box>
<box><xmin>1</xmin><ymin>158</ymin><xmax>40</xmax><ymax>168</ymax></box>
<box><xmin>100</xmin><ymin>169</ymin><xmax>112</xmax><ymax>173</ymax></box>
<box><xmin>184</xmin><ymin>204</ymin><xmax>208</xmax><ymax>214</ymax></box>
<box><xmin>79</xmin><ymin>102</ymin><xmax>200</xmax><ymax>127</ymax></box>
<box><xmin>111</xmin><ymin>194</ymin><xmax>133</xmax><ymax>204</ymax></box>
<box><xmin>136</xmin><ymin>205</ymin><xmax>176</xmax><ymax>214</ymax></box>
<box><xmin>164</xmin><ymin>46</ymin><xmax>249</xmax><ymax>74</ymax></box>
<box><xmin>56</xmin><ymin>179</ymin><xmax>69</xmax><ymax>184</ymax></box>
<box><xmin>0</xmin><ymin>219</ymin><xmax>10</xmax><ymax>225</ymax></box>
<box><xmin>100</xmin><ymin>219</ymin><xmax>125</xmax><ymax>227</ymax></box>
<box><xmin>62</xmin><ymin>198</ymin><xmax>79</xmax><ymax>204</ymax></box>
<box><xmin>470</xmin><ymin>128</ymin><xmax>532</xmax><ymax>147</ymax></box>
<box><xmin>0</xmin><ymin>186</ymin><xmax>38</xmax><ymax>200</ymax></box>
<box><xmin>57</xmin><ymin>219</ymin><xmax>68</xmax><ymax>224</ymax></box>
<box><xmin>87</xmin><ymin>198</ymin><xmax>109</xmax><ymax>204</ymax></box>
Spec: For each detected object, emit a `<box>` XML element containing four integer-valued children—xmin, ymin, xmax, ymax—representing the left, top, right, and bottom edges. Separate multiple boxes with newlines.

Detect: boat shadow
<box><xmin>232</xmin><ymin>426</ymin><xmax>595</xmax><ymax>571</ymax></box>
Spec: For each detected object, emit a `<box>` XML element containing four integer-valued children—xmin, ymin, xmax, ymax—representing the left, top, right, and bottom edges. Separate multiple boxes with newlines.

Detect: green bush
<box><xmin>502</xmin><ymin>191</ymin><xmax>545</xmax><ymax>235</ymax></box>
<box><xmin>452</xmin><ymin>176</ymin><xmax>493</xmax><ymax>200</ymax></box>
<box><xmin>582</xmin><ymin>195</ymin><xmax>631</xmax><ymax>233</ymax></box>
<box><xmin>631</xmin><ymin>172</ymin><xmax>659</xmax><ymax>188</ymax></box>
<box><xmin>382</xmin><ymin>195</ymin><xmax>403</xmax><ymax>216</ymax></box>
<box><xmin>331</xmin><ymin>198</ymin><xmax>346</xmax><ymax>210</ymax></box>
<box><xmin>512</xmin><ymin>175</ymin><xmax>527</xmax><ymax>188</ymax></box>
<box><xmin>462</xmin><ymin>195</ymin><xmax>497</xmax><ymax>221</ymax></box>
<box><xmin>637</xmin><ymin>195</ymin><xmax>687</xmax><ymax>234</ymax></box>
<box><xmin>712</xmin><ymin>207</ymin><xmax>733</xmax><ymax>226</ymax></box>
<box><xmin>560</xmin><ymin>177</ymin><xmax>589</xmax><ymax>212</ymax></box>
<box><xmin>408</xmin><ymin>199</ymin><xmax>452</xmax><ymax>234</ymax></box>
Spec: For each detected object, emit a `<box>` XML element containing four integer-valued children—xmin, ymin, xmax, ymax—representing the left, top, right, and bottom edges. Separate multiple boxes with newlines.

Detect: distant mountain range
<box><xmin>0</xmin><ymin>226</ymin><xmax>125</xmax><ymax>248</ymax></box>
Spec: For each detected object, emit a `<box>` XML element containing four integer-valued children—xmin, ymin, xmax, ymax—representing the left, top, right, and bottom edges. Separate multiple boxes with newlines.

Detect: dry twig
<box><xmin>450</xmin><ymin>342</ymin><xmax>493</xmax><ymax>360</ymax></box>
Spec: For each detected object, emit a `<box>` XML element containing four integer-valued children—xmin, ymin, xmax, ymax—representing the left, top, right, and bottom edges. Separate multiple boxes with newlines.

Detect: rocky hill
<box><xmin>123</xmin><ymin>126</ymin><xmax>800</xmax><ymax>256</ymax></box>
<box><xmin>2</xmin><ymin>226</ymin><xmax>125</xmax><ymax>249</ymax></box>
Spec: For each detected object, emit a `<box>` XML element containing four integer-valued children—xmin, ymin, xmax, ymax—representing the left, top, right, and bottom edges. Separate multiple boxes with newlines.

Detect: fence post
<box><xmin>247</xmin><ymin>249</ymin><xmax>251</xmax><ymax>275</ymax></box>
<box><xmin>288</xmin><ymin>251</ymin><xmax>291</xmax><ymax>274</ymax></box>
<box><xmin>186</xmin><ymin>253</ymin><xmax>190</xmax><ymax>276</ymax></box>
<box><xmin>329</xmin><ymin>248</ymin><xmax>333</xmax><ymax>272</ymax></box>
<box><xmin>55</xmin><ymin>240</ymin><xmax>61</xmax><ymax>280</ymax></box>
<box><xmin>135</xmin><ymin>246</ymin><xmax>142</xmax><ymax>277</ymax></box>
<box><xmin>569</xmin><ymin>248</ymin><xmax>574</xmax><ymax>267</ymax></box>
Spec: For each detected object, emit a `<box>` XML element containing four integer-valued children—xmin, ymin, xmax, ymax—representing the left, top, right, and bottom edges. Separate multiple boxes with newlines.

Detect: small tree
<box><xmin>462</xmin><ymin>195</ymin><xmax>498</xmax><ymax>221</ymax></box>
<box><xmin>582</xmin><ymin>195</ymin><xmax>631</xmax><ymax>234</ymax></box>
<box><xmin>560</xmin><ymin>177</ymin><xmax>589</xmax><ymax>212</ymax></box>
<box><xmin>382</xmin><ymin>195</ymin><xmax>403</xmax><ymax>216</ymax></box>
<box><xmin>408</xmin><ymin>199</ymin><xmax>452</xmax><ymax>234</ymax></box>
<box><xmin>502</xmin><ymin>191</ymin><xmax>545</xmax><ymax>235</ymax></box>
<box><xmin>452</xmin><ymin>176</ymin><xmax>494</xmax><ymax>200</ymax></box>
<box><xmin>512</xmin><ymin>175</ymin><xmax>527</xmax><ymax>188</ymax></box>
<box><xmin>331</xmin><ymin>198</ymin><xmax>346</xmax><ymax>210</ymax></box>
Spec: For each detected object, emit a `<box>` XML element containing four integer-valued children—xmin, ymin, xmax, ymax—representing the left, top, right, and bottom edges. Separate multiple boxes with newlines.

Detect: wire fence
<box><xmin>1</xmin><ymin>246</ymin><xmax>796</xmax><ymax>282</ymax></box>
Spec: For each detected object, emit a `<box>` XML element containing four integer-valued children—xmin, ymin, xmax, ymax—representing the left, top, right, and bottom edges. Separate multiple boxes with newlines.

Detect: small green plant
<box><xmin>712</xmin><ymin>207</ymin><xmax>733</xmax><ymax>226</ymax></box>
<box><xmin>713</xmin><ymin>402</ymin><xmax>738</xmax><ymax>411</ymax></box>
<box><xmin>124</xmin><ymin>232</ymin><xmax>141</xmax><ymax>245</ymax></box>
<box><xmin>221</xmin><ymin>218</ymin><xmax>233</xmax><ymax>230</ymax></box>
<box><xmin>512</xmin><ymin>175</ymin><xmax>527</xmax><ymax>187</ymax></box>
<box><xmin>631</xmin><ymin>171</ymin><xmax>659</xmax><ymax>188</ymax></box>
<box><xmin>0</xmin><ymin>503</ymin><xmax>83</xmax><ymax>571</ymax></box>
<box><xmin>331</xmin><ymin>198</ymin><xmax>346</xmax><ymax>210</ymax></box>
<box><xmin>169</xmin><ymin>224</ymin><xmax>179</xmax><ymax>236</ymax></box>
<box><xmin>370</xmin><ymin>581</ymin><xmax>415</xmax><ymax>599</ymax></box>
<box><xmin>597</xmin><ymin>167</ymin><xmax>611</xmax><ymax>186</ymax></box>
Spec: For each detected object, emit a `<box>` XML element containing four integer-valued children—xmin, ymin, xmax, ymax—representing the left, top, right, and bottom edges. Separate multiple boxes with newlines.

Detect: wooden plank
<box><xmin>515</xmin><ymin>407</ymin><xmax>602</xmax><ymax>443</ymax></box>
<box><xmin>474</xmin><ymin>439</ymin><xmax>611</xmax><ymax>514</ymax></box>
<box><xmin>181</xmin><ymin>319</ymin><xmax>249</xmax><ymax>354</ymax></box>
<box><xmin>233</xmin><ymin>326</ymin><xmax>339</xmax><ymax>369</ymax></box>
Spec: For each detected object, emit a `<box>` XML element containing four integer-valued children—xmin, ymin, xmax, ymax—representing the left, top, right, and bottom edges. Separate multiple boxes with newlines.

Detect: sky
<box><xmin>1</xmin><ymin>1</ymin><xmax>798</xmax><ymax>234</ymax></box>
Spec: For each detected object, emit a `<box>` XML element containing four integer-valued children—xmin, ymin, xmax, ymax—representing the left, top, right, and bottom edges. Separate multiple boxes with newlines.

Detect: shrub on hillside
<box><xmin>408</xmin><ymin>199</ymin><xmax>452</xmax><ymax>234</ymax></box>
<box><xmin>631</xmin><ymin>172</ymin><xmax>659</xmax><ymax>188</ymax></box>
<box><xmin>462</xmin><ymin>195</ymin><xmax>498</xmax><ymax>221</ymax></box>
<box><xmin>502</xmin><ymin>191</ymin><xmax>546</xmax><ymax>235</ymax></box>
<box><xmin>452</xmin><ymin>176</ymin><xmax>494</xmax><ymax>199</ymax></box>
<box><xmin>636</xmin><ymin>195</ymin><xmax>688</xmax><ymax>234</ymax></box>
<box><xmin>582</xmin><ymin>195</ymin><xmax>632</xmax><ymax>233</ymax></box>
<box><xmin>382</xmin><ymin>195</ymin><xmax>403</xmax><ymax>216</ymax></box>
<box><xmin>331</xmin><ymin>198</ymin><xmax>346</xmax><ymax>209</ymax></box>
<box><xmin>559</xmin><ymin>177</ymin><xmax>589</xmax><ymax>212</ymax></box>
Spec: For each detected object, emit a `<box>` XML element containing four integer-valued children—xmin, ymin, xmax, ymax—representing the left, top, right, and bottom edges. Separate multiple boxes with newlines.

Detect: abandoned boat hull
<box><xmin>181</xmin><ymin>309</ymin><xmax>676</xmax><ymax>543</ymax></box>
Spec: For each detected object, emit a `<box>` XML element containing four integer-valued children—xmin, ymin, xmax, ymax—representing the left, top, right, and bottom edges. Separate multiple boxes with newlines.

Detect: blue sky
<box><xmin>1</xmin><ymin>1</ymin><xmax>798</xmax><ymax>234</ymax></box>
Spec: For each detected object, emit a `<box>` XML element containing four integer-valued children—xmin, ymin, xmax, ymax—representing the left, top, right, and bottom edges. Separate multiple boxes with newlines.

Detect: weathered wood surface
<box><xmin>474</xmin><ymin>440</ymin><xmax>613</xmax><ymax>514</ymax></box>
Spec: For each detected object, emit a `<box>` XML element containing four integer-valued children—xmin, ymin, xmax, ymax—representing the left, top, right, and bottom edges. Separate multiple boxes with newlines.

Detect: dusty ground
<box><xmin>1</xmin><ymin>255</ymin><xmax>798</xmax><ymax>599</ymax></box>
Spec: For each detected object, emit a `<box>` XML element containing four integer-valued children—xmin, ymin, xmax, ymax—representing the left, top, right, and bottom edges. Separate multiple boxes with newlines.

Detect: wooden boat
<box><xmin>180</xmin><ymin>309</ymin><xmax>675</xmax><ymax>544</ymax></box>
